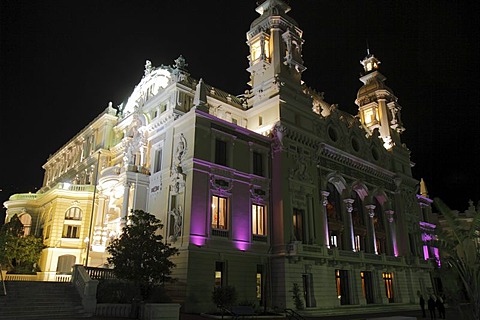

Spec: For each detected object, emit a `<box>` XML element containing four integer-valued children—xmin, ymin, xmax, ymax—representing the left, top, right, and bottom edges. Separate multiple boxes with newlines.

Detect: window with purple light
<box><xmin>211</xmin><ymin>195</ymin><xmax>228</xmax><ymax>230</ymax></box>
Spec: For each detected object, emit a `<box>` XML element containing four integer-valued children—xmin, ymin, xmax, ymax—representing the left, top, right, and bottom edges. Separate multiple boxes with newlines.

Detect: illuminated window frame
<box><xmin>62</xmin><ymin>225</ymin><xmax>80</xmax><ymax>239</ymax></box>
<box><xmin>211</xmin><ymin>195</ymin><xmax>228</xmax><ymax>230</ymax></box>
<box><xmin>65</xmin><ymin>207</ymin><xmax>82</xmax><ymax>220</ymax></box>
<box><xmin>382</xmin><ymin>272</ymin><xmax>394</xmax><ymax>302</ymax></box>
<box><xmin>252</xmin><ymin>204</ymin><xmax>266</xmax><ymax>236</ymax></box>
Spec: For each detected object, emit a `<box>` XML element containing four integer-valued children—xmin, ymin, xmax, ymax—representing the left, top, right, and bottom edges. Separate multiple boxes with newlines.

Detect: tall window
<box><xmin>374</xmin><ymin>197</ymin><xmax>384</xmax><ymax>230</ymax></box>
<box><xmin>330</xmin><ymin>232</ymin><xmax>338</xmax><ymax>248</ymax></box>
<box><xmin>383</xmin><ymin>272</ymin><xmax>394</xmax><ymax>303</ymax></box>
<box><xmin>19</xmin><ymin>213</ymin><xmax>32</xmax><ymax>236</ymax></box>
<box><xmin>336</xmin><ymin>269</ymin><xmax>351</xmax><ymax>305</ymax></box>
<box><xmin>153</xmin><ymin>148</ymin><xmax>162</xmax><ymax>173</ymax></box>
<box><xmin>352</xmin><ymin>191</ymin><xmax>365</xmax><ymax>226</ymax></box>
<box><xmin>327</xmin><ymin>183</ymin><xmax>342</xmax><ymax>221</ymax></box>
<box><xmin>252</xmin><ymin>204</ymin><xmax>266</xmax><ymax>236</ymax></box>
<box><xmin>211</xmin><ymin>195</ymin><xmax>228</xmax><ymax>230</ymax></box>
<box><xmin>354</xmin><ymin>234</ymin><xmax>362</xmax><ymax>252</ymax></box>
<box><xmin>293</xmin><ymin>209</ymin><xmax>304</xmax><ymax>242</ymax></box>
<box><xmin>361</xmin><ymin>271</ymin><xmax>375</xmax><ymax>304</ymax></box>
<box><xmin>215</xmin><ymin>261</ymin><xmax>224</xmax><ymax>287</ymax></box>
<box><xmin>256</xmin><ymin>265</ymin><xmax>263</xmax><ymax>305</ymax></box>
<box><xmin>253</xmin><ymin>151</ymin><xmax>263</xmax><ymax>176</ymax></box>
<box><xmin>215</xmin><ymin>139</ymin><xmax>227</xmax><ymax>166</ymax></box>
<box><xmin>63</xmin><ymin>207</ymin><xmax>82</xmax><ymax>239</ymax></box>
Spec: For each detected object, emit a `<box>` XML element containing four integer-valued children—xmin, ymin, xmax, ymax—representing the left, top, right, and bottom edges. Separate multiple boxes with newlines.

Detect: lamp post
<box><xmin>85</xmin><ymin>150</ymin><xmax>101</xmax><ymax>267</ymax></box>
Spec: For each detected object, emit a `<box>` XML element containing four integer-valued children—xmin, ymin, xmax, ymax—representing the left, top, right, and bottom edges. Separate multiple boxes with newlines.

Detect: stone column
<box><xmin>320</xmin><ymin>191</ymin><xmax>330</xmax><ymax>247</ymax></box>
<box><xmin>343</xmin><ymin>198</ymin><xmax>355</xmax><ymax>251</ymax></box>
<box><xmin>365</xmin><ymin>205</ymin><xmax>378</xmax><ymax>254</ymax></box>
<box><xmin>121</xmin><ymin>182</ymin><xmax>131</xmax><ymax>224</ymax></box>
<box><xmin>386</xmin><ymin>210</ymin><xmax>398</xmax><ymax>256</ymax></box>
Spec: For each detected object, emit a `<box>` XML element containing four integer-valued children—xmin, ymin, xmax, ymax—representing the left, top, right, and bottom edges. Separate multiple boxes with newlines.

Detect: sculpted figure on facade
<box><xmin>170</xmin><ymin>133</ymin><xmax>187</xmax><ymax>195</ymax></box>
<box><xmin>169</xmin><ymin>206</ymin><xmax>183</xmax><ymax>242</ymax></box>
<box><xmin>123</xmin><ymin>114</ymin><xmax>147</xmax><ymax>168</ymax></box>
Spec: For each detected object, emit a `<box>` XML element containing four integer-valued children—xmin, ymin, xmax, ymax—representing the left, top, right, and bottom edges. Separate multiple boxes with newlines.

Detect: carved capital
<box><xmin>321</xmin><ymin>191</ymin><xmax>330</xmax><ymax>207</ymax></box>
<box><xmin>385</xmin><ymin>210</ymin><xmax>395</xmax><ymax>223</ymax></box>
<box><xmin>365</xmin><ymin>205</ymin><xmax>376</xmax><ymax>218</ymax></box>
<box><xmin>343</xmin><ymin>198</ymin><xmax>354</xmax><ymax>213</ymax></box>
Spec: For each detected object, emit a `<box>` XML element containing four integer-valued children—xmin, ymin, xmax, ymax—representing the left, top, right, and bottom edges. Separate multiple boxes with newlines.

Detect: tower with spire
<box><xmin>246</xmin><ymin>0</ymin><xmax>306</xmax><ymax>108</ymax></box>
<box><xmin>356</xmin><ymin>51</ymin><xmax>405</xmax><ymax>150</ymax></box>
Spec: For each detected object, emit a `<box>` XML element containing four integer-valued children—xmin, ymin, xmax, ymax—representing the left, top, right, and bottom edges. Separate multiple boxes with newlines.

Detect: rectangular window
<box><xmin>293</xmin><ymin>209</ymin><xmax>304</xmax><ymax>242</ymax></box>
<box><xmin>253</xmin><ymin>151</ymin><xmax>263</xmax><ymax>176</ymax></box>
<box><xmin>215</xmin><ymin>139</ymin><xmax>227</xmax><ymax>166</ymax></box>
<box><xmin>354</xmin><ymin>235</ymin><xmax>361</xmax><ymax>252</ymax></box>
<box><xmin>153</xmin><ymin>148</ymin><xmax>162</xmax><ymax>173</ymax></box>
<box><xmin>63</xmin><ymin>225</ymin><xmax>80</xmax><ymax>238</ymax></box>
<box><xmin>361</xmin><ymin>271</ymin><xmax>375</xmax><ymax>304</ymax></box>
<box><xmin>256</xmin><ymin>265</ymin><xmax>263</xmax><ymax>304</ymax></box>
<box><xmin>212</xmin><ymin>195</ymin><xmax>228</xmax><ymax>230</ymax></box>
<box><xmin>252</xmin><ymin>204</ymin><xmax>266</xmax><ymax>236</ymax></box>
<box><xmin>258</xmin><ymin>116</ymin><xmax>263</xmax><ymax>126</ymax></box>
<box><xmin>336</xmin><ymin>269</ymin><xmax>350</xmax><ymax>305</ymax></box>
<box><xmin>330</xmin><ymin>233</ymin><xmax>338</xmax><ymax>248</ymax></box>
<box><xmin>45</xmin><ymin>225</ymin><xmax>51</xmax><ymax>240</ymax></box>
<box><xmin>383</xmin><ymin>272</ymin><xmax>394</xmax><ymax>303</ymax></box>
<box><xmin>215</xmin><ymin>261</ymin><xmax>224</xmax><ymax>287</ymax></box>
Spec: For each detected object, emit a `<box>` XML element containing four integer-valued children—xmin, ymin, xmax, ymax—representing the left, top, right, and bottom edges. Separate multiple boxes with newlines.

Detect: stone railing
<box><xmin>72</xmin><ymin>264</ymin><xmax>98</xmax><ymax>315</ymax></box>
<box><xmin>86</xmin><ymin>267</ymin><xmax>116</xmax><ymax>280</ymax></box>
<box><xmin>9</xmin><ymin>193</ymin><xmax>38</xmax><ymax>201</ymax></box>
<box><xmin>2</xmin><ymin>272</ymin><xmax>72</xmax><ymax>282</ymax></box>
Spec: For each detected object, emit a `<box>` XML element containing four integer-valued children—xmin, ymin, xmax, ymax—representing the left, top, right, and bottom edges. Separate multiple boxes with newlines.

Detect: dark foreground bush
<box><xmin>96</xmin><ymin>280</ymin><xmax>172</xmax><ymax>303</ymax></box>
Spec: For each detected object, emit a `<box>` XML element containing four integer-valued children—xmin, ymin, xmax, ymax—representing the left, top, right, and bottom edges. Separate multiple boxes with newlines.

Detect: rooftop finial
<box><xmin>366</xmin><ymin>39</ymin><xmax>370</xmax><ymax>56</ymax></box>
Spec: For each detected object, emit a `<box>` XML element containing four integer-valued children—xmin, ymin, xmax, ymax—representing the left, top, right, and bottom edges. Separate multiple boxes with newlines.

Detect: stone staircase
<box><xmin>0</xmin><ymin>281</ymin><xmax>89</xmax><ymax>320</ymax></box>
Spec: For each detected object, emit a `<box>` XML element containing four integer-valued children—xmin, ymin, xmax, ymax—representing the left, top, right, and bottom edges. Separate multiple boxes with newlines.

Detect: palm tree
<box><xmin>434</xmin><ymin>198</ymin><xmax>480</xmax><ymax>320</ymax></box>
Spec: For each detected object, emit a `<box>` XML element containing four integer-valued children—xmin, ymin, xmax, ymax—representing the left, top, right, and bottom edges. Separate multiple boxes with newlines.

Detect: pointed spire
<box><xmin>193</xmin><ymin>78</ymin><xmax>207</xmax><ymax>107</ymax></box>
<box><xmin>420</xmin><ymin>178</ymin><xmax>429</xmax><ymax>198</ymax></box>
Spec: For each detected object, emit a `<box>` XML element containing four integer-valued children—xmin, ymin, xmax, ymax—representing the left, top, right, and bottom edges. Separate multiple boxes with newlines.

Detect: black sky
<box><xmin>1</xmin><ymin>0</ymin><xmax>479</xmax><ymax>218</ymax></box>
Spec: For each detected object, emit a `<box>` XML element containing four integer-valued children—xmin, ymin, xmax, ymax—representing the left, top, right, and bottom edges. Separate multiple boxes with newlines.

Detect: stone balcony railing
<box><xmin>285</xmin><ymin>242</ymin><xmax>407</xmax><ymax>267</ymax></box>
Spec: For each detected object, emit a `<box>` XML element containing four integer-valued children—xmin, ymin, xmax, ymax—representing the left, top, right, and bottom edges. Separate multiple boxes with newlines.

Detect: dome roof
<box><xmin>357</xmin><ymin>74</ymin><xmax>393</xmax><ymax>99</ymax></box>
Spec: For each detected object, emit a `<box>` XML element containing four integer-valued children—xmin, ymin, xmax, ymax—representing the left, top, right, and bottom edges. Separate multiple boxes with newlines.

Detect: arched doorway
<box><xmin>56</xmin><ymin>255</ymin><xmax>76</xmax><ymax>274</ymax></box>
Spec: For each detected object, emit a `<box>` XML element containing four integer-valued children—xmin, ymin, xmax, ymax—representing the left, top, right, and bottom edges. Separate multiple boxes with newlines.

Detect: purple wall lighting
<box><xmin>234</xmin><ymin>240</ymin><xmax>250</xmax><ymax>251</ymax></box>
<box><xmin>190</xmin><ymin>235</ymin><xmax>206</xmax><ymax>247</ymax></box>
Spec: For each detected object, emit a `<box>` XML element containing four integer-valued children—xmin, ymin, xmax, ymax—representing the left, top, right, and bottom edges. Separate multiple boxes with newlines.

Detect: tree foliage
<box><xmin>107</xmin><ymin>210</ymin><xmax>179</xmax><ymax>300</ymax></box>
<box><xmin>0</xmin><ymin>215</ymin><xmax>44</xmax><ymax>273</ymax></box>
<box><xmin>212</xmin><ymin>285</ymin><xmax>237</xmax><ymax>309</ymax></box>
<box><xmin>434</xmin><ymin>198</ymin><xmax>480</xmax><ymax>320</ymax></box>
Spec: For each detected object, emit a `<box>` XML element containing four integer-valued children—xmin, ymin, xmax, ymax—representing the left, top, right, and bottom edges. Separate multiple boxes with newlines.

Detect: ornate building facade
<box><xmin>4</xmin><ymin>0</ymin><xmax>436</xmax><ymax>314</ymax></box>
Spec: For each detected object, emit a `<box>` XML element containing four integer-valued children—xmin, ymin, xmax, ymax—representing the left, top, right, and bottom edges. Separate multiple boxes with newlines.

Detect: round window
<box><xmin>372</xmin><ymin>147</ymin><xmax>379</xmax><ymax>161</ymax></box>
<box><xmin>328</xmin><ymin>127</ymin><xmax>338</xmax><ymax>142</ymax></box>
<box><xmin>352</xmin><ymin>137</ymin><xmax>360</xmax><ymax>152</ymax></box>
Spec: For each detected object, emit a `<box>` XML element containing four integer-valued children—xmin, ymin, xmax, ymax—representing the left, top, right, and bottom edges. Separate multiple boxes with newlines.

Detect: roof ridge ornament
<box><xmin>255</xmin><ymin>0</ymin><xmax>291</xmax><ymax>15</ymax></box>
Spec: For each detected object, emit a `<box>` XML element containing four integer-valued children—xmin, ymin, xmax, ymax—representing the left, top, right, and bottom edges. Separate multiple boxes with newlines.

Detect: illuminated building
<box><xmin>4</xmin><ymin>0</ymin><xmax>436</xmax><ymax>314</ymax></box>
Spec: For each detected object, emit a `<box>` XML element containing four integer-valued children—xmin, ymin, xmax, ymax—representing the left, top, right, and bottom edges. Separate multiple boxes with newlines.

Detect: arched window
<box><xmin>327</xmin><ymin>183</ymin><xmax>342</xmax><ymax>221</ymax></box>
<box><xmin>351</xmin><ymin>191</ymin><xmax>365</xmax><ymax>226</ymax></box>
<box><xmin>63</xmin><ymin>207</ymin><xmax>82</xmax><ymax>239</ymax></box>
<box><xmin>373</xmin><ymin>197</ymin><xmax>384</xmax><ymax>231</ymax></box>
<box><xmin>65</xmin><ymin>207</ymin><xmax>82</xmax><ymax>220</ymax></box>
<box><xmin>19</xmin><ymin>213</ymin><xmax>32</xmax><ymax>236</ymax></box>
<box><xmin>56</xmin><ymin>255</ymin><xmax>76</xmax><ymax>274</ymax></box>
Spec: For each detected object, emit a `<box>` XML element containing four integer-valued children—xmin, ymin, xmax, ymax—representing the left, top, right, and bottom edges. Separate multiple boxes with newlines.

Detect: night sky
<box><xmin>1</xmin><ymin>1</ymin><xmax>479</xmax><ymax>220</ymax></box>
